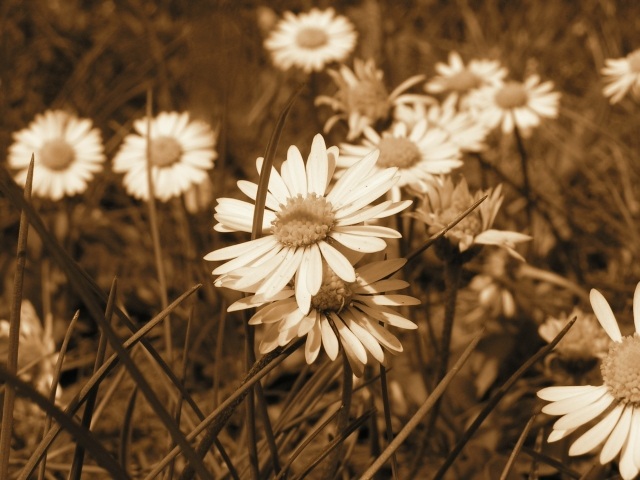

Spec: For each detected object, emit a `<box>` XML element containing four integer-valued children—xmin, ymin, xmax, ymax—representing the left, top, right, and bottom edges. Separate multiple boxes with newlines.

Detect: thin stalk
<box><xmin>379</xmin><ymin>364</ymin><xmax>398</xmax><ymax>479</ymax></box>
<box><xmin>512</xmin><ymin>120</ymin><xmax>532</xmax><ymax>232</ymax></box>
<box><xmin>244</xmin><ymin>323</ymin><xmax>260</xmax><ymax>480</ymax></box>
<box><xmin>118</xmin><ymin>387</ymin><xmax>139</xmax><ymax>474</ymax></box>
<box><xmin>500</xmin><ymin>413</ymin><xmax>537</xmax><ymax>480</ymax></box>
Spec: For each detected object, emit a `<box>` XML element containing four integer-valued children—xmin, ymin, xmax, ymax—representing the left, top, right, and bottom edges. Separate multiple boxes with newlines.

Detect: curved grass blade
<box><xmin>119</xmin><ymin>386</ymin><xmax>139</xmax><ymax>475</ymax></box>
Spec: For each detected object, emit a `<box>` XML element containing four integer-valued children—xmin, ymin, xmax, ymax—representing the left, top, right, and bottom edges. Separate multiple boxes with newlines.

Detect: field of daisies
<box><xmin>1</xmin><ymin>1</ymin><xmax>640</xmax><ymax>479</ymax></box>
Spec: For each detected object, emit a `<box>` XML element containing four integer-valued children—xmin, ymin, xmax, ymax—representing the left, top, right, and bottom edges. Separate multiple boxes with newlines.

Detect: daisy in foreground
<box><xmin>112</xmin><ymin>112</ymin><xmax>217</xmax><ymax>202</ymax></box>
<box><xmin>221</xmin><ymin>258</ymin><xmax>419</xmax><ymax>376</ymax></box>
<box><xmin>601</xmin><ymin>48</ymin><xmax>640</xmax><ymax>104</ymax></box>
<box><xmin>7</xmin><ymin>110</ymin><xmax>105</xmax><ymax>201</ymax></box>
<box><xmin>205</xmin><ymin>134</ymin><xmax>411</xmax><ymax>314</ymax></box>
<box><xmin>537</xmin><ymin>285</ymin><xmax>640</xmax><ymax>480</ymax></box>
<box><xmin>264</xmin><ymin>8</ymin><xmax>357</xmax><ymax>73</ymax></box>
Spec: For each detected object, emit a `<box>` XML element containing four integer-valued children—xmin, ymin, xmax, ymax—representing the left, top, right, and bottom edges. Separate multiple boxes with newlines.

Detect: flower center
<box><xmin>272</xmin><ymin>194</ymin><xmax>335</xmax><ymax>248</ymax></box>
<box><xmin>627</xmin><ymin>49</ymin><xmax>640</xmax><ymax>73</ymax></box>
<box><xmin>150</xmin><ymin>136</ymin><xmax>182</xmax><ymax>167</ymax></box>
<box><xmin>601</xmin><ymin>334</ymin><xmax>640</xmax><ymax>405</ymax></box>
<box><xmin>39</xmin><ymin>139</ymin><xmax>75</xmax><ymax>171</ymax></box>
<box><xmin>295</xmin><ymin>27</ymin><xmax>329</xmax><ymax>49</ymax></box>
<box><xmin>494</xmin><ymin>81</ymin><xmax>529</xmax><ymax>109</ymax></box>
<box><xmin>445</xmin><ymin>69</ymin><xmax>482</xmax><ymax>92</ymax></box>
<box><xmin>311</xmin><ymin>269</ymin><xmax>353</xmax><ymax>313</ymax></box>
<box><xmin>346</xmin><ymin>81</ymin><xmax>390</xmax><ymax>120</ymax></box>
<box><xmin>377</xmin><ymin>137</ymin><xmax>422</xmax><ymax>169</ymax></box>
<box><xmin>439</xmin><ymin>197</ymin><xmax>483</xmax><ymax>239</ymax></box>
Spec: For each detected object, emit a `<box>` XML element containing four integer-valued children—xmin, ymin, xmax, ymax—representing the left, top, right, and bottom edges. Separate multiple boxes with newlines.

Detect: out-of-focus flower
<box><xmin>410</xmin><ymin>176</ymin><xmax>531</xmax><ymax>259</ymax></box>
<box><xmin>467</xmin><ymin>75</ymin><xmax>560</xmax><ymax>134</ymax></box>
<box><xmin>338</xmin><ymin>121</ymin><xmax>462</xmax><ymax>201</ymax></box>
<box><xmin>425</xmin><ymin>51</ymin><xmax>507</xmax><ymax>103</ymax></box>
<box><xmin>468</xmin><ymin>250</ymin><xmax>517</xmax><ymax>319</ymax></box>
<box><xmin>537</xmin><ymin>285</ymin><xmax>640</xmax><ymax>480</ymax></box>
<box><xmin>601</xmin><ymin>48</ymin><xmax>640</xmax><ymax>104</ymax></box>
<box><xmin>7</xmin><ymin>110</ymin><xmax>105</xmax><ymax>200</ymax></box>
<box><xmin>205</xmin><ymin>134</ymin><xmax>411</xmax><ymax>314</ymax></box>
<box><xmin>264</xmin><ymin>8</ymin><xmax>357</xmax><ymax>73</ymax></box>
<box><xmin>183</xmin><ymin>176</ymin><xmax>214</xmax><ymax>215</ymax></box>
<box><xmin>316</xmin><ymin>58</ymin><xmax>429</xmax><ymax>140</ymax></box>
<box><xmin>112</xmin><ymin>112</ymin><xmax>217</xmax><ymax>202</ymax></box>
<box><xmin>222</xmin><ymin>258</ymin><xmax>419</xmax><ymax>377</ymax></box>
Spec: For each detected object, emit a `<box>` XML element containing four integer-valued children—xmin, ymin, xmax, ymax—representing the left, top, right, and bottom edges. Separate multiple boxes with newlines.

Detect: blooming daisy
<box><xmin>264</xmin><ymin>8</ymin><xmax>357</xmax><ymax>73</ymax></box>
<box><xmin>338</xmin><ymin>121</ymin><xmax>462</xmax><ymax>201</ymax></box>
<box><xmin>467</xmin><ymin>75</ymin><xmax>560</xmax><ymax>134</ymax></box>
<box><xmin>204</xmin><ymin>134</ymin><xmax>411</xmax><ymax>314</ymax></box>
<box><xmin>315</xmin><ymin>58</ymin><xmax>430</xmax><ymax>140</ymax></box>
<box><xmin>112</xmin><ymin>112</ymin><xmax>217</xmax><ymax>202</ymax></box>
<box><xmin>7</xmin><ymin>110</ymin><xmax>105</xmax><ymax>201</ymax></box>
<box><xmin>410</xmin><ymin>176</ymin><xmax>531</xmax><ymax>259</ymax></box>
<box><xmin>602</xmin><ymin>48</ymin><xmax>640</xmax><ymax>104</ymax></box>
<box><xmin>425</xmin><ymin>51</ymin><xmax>507</xmax><ymax>103</ymax></box>
<box><xmin>537</xmin><ymin>285</ymin><xmax>640</xmax><ymax>480</ymax></box>
<box><xmin>221</xmin><ymin>258</ymin><xmax>419</xmax><ymax>377</ymax></box>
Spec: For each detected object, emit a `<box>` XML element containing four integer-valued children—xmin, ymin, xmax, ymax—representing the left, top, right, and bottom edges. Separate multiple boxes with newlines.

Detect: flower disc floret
<box><xmin>272</xmin><ymin>194</ymin><xmax>335</xmax><ymax>248</ymax></box>
<box><xmin>150</xmin><ymin>136</ymin><xmax>182</xmax><ymax>167</ymax></box>
<box><xmin>377</xmin><ymin>137</ymin><xmax>422</xmax><ymax>169</ymax></box>
<box><xmin>295</xmin><ymin>27</ymin><xmax>329</xmax><ymax>49</ymax></box>
<box><xmin>445</xmin><ymin>70</ymin><xmax>482</xmax><ymax>92</ymax></box>
<box><xmin>494</xmin><ymin>81</ymin><xmax>529</xmax><ymax>109</ymax></box>
<box><xmin>40</xmin><ymin>139</ymin><xmax>75</xmax><ymax>170</ymax></box>
<box><xmin>601</xmin><ymin>334</ymin><xmax>640</xmax><ymax>404</ymax></box>
<box><xmin>310</xmin><ymin>271</ymin><xmax>353</xmax><ymax>312</ymax></box>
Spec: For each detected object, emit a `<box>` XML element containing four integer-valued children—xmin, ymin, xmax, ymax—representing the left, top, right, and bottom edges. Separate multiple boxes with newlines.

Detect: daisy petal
<box><xmin>590</xmin><ymin>289</ymin><xmax>622</xmax><ymax>342</ymax></box>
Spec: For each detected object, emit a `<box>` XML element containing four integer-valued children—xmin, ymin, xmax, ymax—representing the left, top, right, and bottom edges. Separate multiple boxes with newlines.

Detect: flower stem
<box><xmin>512</xmin><ymin>121</ymin><xmax>533</xmax><ymax>233</ymax></box>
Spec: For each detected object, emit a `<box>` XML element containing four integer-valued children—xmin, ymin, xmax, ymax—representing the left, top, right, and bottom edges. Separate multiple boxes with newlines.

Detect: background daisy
<box><xmin>601</xmin><ymin>48</ymin><xmax>640</xmax><ymax>104</ymax></box>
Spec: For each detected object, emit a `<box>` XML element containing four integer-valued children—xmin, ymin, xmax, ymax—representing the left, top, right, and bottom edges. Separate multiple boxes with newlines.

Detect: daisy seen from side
<box><xmin>112</xmin><ymin>111</ymin><xmax>217</xmax><ymax>202</ymax></box>
<box><xmin>7</xmin><ymin>110</ymin><xmax>105</xmax><ymax>201</ymax></box>
<box><xmin>601</xmin><ymin>48</ymin><xmax>640</xmax><ymax>104</ymax></box>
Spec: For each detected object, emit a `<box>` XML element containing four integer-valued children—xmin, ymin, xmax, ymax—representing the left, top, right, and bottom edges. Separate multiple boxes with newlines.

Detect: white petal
<box><xmin>326</xmin><ymin>149</ymin><xmax>379</xmax><ymax>206</ymax></box>
<box><xmin>600</xmin><ymin>405</ymin><xmax>633</xmax><ymax>464</ymax></box>
<box><xmin>282</xmin><ymin>145</ymin><xmax>307</xmax><ymax>196</ymax></box>
<box><xmin>305</xmin><ymin>318</ymin><xmax>322</xmax><ymax>364</ymax></box>
<box><xmin>257</xmin><ymin>248</ymin><xmax>303</xmax><ymax>299</ymax></box>
<box><xmin>331</xmin><ymin>312</ymin><xmax>367</xmax><ymax>365</ymax></box>
<box><xmin>542</xmin><ymin>385</ymin><xmax>608</xmax><ymax>416</ymax></box>
<box><xmin>554</xmin><ymin>392</ymin><xmax>614</xmax><ymax>431</ymax></box>
<box><xmin>618</xmin><ymin>408</ymin><xmax>640</xmax><ymax>480</ymax></box>
<box><xmin>537</xmin><ymin>385</ymin><xmax>601</xmax><ymax>402</ymax></box>
<box><xmin>548</xmin><ymin>428</ymin><xmax>576</xmax><ymax>443</ymax></box>
<box><xmin>320</xmin><ymin>316</ymin><xmax>339</xmax><ymax>360</ymax></box>
<box><xmin>356</xmin><ymin>258</ymin><xmax>407</xmax><ymax>285</ymax></box>
<box><xmin>569</xmin><ymin>403</ymin><xmax>625</xmax><ymax>456</ymax></box>
<box><xmin>318</xmin><ymin>241</ymin><xmax>356</xmax><ymax>282</ymax></box>
<box><xmin>306</xmin><ymin>134</ymin><xmax>329</xmax><ymax>195</ymax></box>
<box><xmin>333</xmin><ymin>225</ymin><xmax>402</xmax><ymax>239</ymax></box>
<box><xmin>329</xmin><ymin>231</ymin><xmax>388</xmax><ymax>252</ymax></box>
<box><xmin>590</xmin><ymin>289</ymin><xmax>622</xmax><ymax>342</ymax></box>
<box><xmin>204</xmin><ymin>235</ymin><xmax>275</xmax><ymax>261</ymax></box>
<box><xmin>295</xmin><ymin>249</ymin><xmax>312</xmax><ymax>315</ymax></box>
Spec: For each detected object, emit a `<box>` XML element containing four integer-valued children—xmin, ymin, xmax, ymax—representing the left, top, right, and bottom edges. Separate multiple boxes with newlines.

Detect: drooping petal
<box><xmin>590</xmin><ymin>289</ymin><xmax>623</xmax><ymax>342</ymax></box>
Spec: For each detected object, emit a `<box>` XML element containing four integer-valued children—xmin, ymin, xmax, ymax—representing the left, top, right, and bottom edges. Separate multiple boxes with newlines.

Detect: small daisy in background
<box><xmin>221</xmin><ymin>258</ymin><xmax>419</xmax><ymax>377</ymax></box>
<box><xmin>205</xmin><ymin>134</ymin><xmax>411</xmax><ymax>315</ymax></box>
<box><xmin>112</xmin><ymin>111</ymin><xmax>217</xmax><ymax>202</ymax></box>
<box><xmin>467</xmin><ymin>75</ymin><xmax>560</xmax><ymax>135</ymax></box>
<box><xmin>601</xmin><ymin>48</ymin><xmax>640</xmax><ymax>104</ymax></box>
<box><xmin>467</xmin><ymin>249</ymin><xmax>518</xmax><ymax>321</ymax></box>
<box><xmin>264</xmin><ymin>8</ymin><xmax>357</xmax><ymax>73</ymax></box>
<box><xmin>338</xmin><ymin>121</ymin><xmax>462</xmax><ymax>201</ymax></box>
<box><xmin>315</xmin><ymin>58</ymin><xmax>429</xmax><ymax>140</ymax></box>
<box><xmin>7</xmin><ymin>110</ymin><xmax>105</xmax><ymax>201</ymax></box>
<box><xmin>537</xmin><ymin>285</ymin><xmax>640</xmax><ymax>480</ymax></box>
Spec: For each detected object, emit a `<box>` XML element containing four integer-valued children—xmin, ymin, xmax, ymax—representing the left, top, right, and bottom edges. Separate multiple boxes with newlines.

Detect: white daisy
<box><xmin>7</xmin><ymin>110</ymin><xmax>105</xmax><ymax>201</ymax></box>
<box><xmin>338</xmin><ymin>121</ymin><xmax>462</xmax><ymax>201</ymax></box>
<box><xmin>264</xmin><ymin>8</ymin><xmax>357</xmax><ymax>73</ymax></box>
<box><xmin>222</xmin><ymin>258</ymin><xmax>419</xmax><ymax>377</ymax></box>
<box><xmin>315</xmin><ymin>58</ymin><xmax>430</xmax><ymax>140</ymax></box>
<box><xmin>537</xmin><ymin>284</ymin><xmax>640</xmax><ymax>480</ymax></box>
<box><xmin>602</xmin><ymin>48</ymin><xmax>640</xmax><ymax>104</ymax></box>
<box><xmin>112</xmin><ymin>112</ymin><xmax>217</xmax><ymax>202</ymax></box>
<box><xmin>467</xmin><ymin>75</ymin><xmax>560</xmax><ymax>134</ymax></box>
<box><xmin>204</xmin><ymin>134</ymin><xmax>411</xmax><ymax>314</ymax></box>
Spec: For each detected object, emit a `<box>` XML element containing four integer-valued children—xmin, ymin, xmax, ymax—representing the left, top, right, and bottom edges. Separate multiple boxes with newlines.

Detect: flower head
<box><xmin>601</xmin><ymin>48</ymin><xmax>640</xmax><ymax>104</ymax></box>
<box><xmin>222</xmin><ymin>258</ymin><xmax>419</xmax><ymax>376</ymax></box>
<box><xmin>264</xmin><ymin>8</ymin><xmax>357</xmax><ymax>73</ymax></box>
<box><xmin>7</xmin><ymin>110</ymin><xmax>105</xmax><ymax>200</ymax></box>
<box><xmin>205</xmin><ymin>134</ymin><xmax>411</xmax><ymax>314</ymax></box>
<box><xmin>112</xmin><ymin>112</ymin><xmax>217</xmax><ymax>202</ymax></box>
<box><xmin>537</xmin><ymin>284</ymin><xmax>640</xmax><ymax>480</ymax></box>
<box><xmin>316</xmin><ymin>58</ymin><xmax>429</xmax><ymax>140</ymax></box>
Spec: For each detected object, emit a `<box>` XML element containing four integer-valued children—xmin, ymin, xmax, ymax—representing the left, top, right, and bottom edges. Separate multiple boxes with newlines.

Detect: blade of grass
<box><xmin>520</xmin><ymin>447</ymin><xmax>581</xmax><ymax>479</ymax></box>
<box><xmin>500</xmin><ymin>412</ymin><xmax>538</xmax><ymax>480</ymax></box>
<box><xmin>119</xmin><ymin>386</ymin><xmax>139</xmax><ymax>475</ymax></box>
<box><xmin>379</xmin><ymin>364</ymin><xmax>398</xmax><ymax>479</ymax></box>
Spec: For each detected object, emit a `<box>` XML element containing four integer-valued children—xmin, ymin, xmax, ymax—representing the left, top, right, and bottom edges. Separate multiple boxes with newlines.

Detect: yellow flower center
<box><xmin>601</xmin><ymin>334</ymin><xmax>640</xmax><ymax>405</ymax></box>
<box><xmin>39</xmin><ymin>139</ymin><xmax>75</xmax><ymax>171</ymax></box>
<box><xmin>494</xmin><ymin>81</ymin><xmax>529</xmax><ymax>109</ymax></box>
<box><xmin>295</xmin><ymin>27</ymin><xmax>329</xmax><ymax>49</ymax></box>
<box><xmin>272</xmin><ymin>194</ymin><xmax>335</xmax><ymax>248</ymax></box>
<box><xmin>311</xmin><ymin>270</ymin><xmax>353</xmax><ymax>313</ymax></box>
<box><xmin>346</xmin><ymin>81</ymin><xmax>390</xmax><ymax>120</ymax></box>
<box><xmin>377</xmin><ymin>137</ymin><xmax>422</xmax><ymax>169</ymax></box>
<box><xmin>445</xmin><ymin>69</ymin><xmax>481</xmax><ymax>92</ymax></box>
<box><xmin>627</xmin><ymin>49</ymin><xmax>640</xmax><ymax>73</ymax></box>
<box><xmin>150</xmin><ymin>136</ymin><xmax>182</xmax><ymax>167</ymax></box>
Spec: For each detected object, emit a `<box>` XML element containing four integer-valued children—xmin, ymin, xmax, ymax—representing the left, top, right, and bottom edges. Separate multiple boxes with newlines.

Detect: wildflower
<box><xmin>205</xmin><ymin>134</ymin><xmax>411</xmax><ymax>314</ymax></box>
<box><xmin>7</xmin><ymin>110</ymin><xmax>105</xmax><ymax>200</ymax></box>
<box><xmin>537</xmin><ymin>285</ymin><xmax>640</xmax><ymax>480</ymax></box>
<box><xmin>112</xmin><ymin>112</ymin><xmax>217</xmax><ymax>202</ymax></box>
<box><xmin>338</xmin><ymin>121</ymin><xmax>462</xmax><ymax>201</ymax></box>
<box><xmin>467</xmin><ymin>75</ymin><xmax>560</xmax><ymax>134</ymax></box>
<box><xmin>601</xmin><ymin>48</ymin><xmax>640</xmax><ymax>104</ymax></box>
<box><xmin>468</xmin><ymin>250</ymin><xmax>517</xmax><ymax>319</ymax></box>
<box><xmin>222</xmin><ymin>258</ymin><xmax>419</xmax><ymax>377</ymax></box>
<box><xmin>315</xmin><ymin>58</ymin><xmax>429</xmax><ymax>140</ymax></box>
<box><xmin>264</xmin><ymin>8</ymin><xmax>357</xmax><ymax>73</ymax></box>
<box><xmin>411</xmin><ymin>176</ymin><xmax>531</xmax><ymax>259</ymax></box>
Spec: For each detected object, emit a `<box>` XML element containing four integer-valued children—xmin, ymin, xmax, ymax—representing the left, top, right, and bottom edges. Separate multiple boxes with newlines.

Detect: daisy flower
<box><xmin>537</xmin><ymin>285</ymin><xmax>640</xmax><ymax>480</ymax></box>
<box><xmin>205</xmin><ymin>134</ymin><xmax>411</xmax><ymax>314</ymax></box>
<box><xmin>221</xmin><ymin>258</ymin><xmax>419</xmax><ymax>377</ymax></box>
<box><xmin>264</xmin><ymin>8</ymin><xmax>357</xmax><ymax>73</ymax></box>
<box><xmin>315</xmin><ymin>58</ymin><xmax>430</xmax><ymax>140</ymax></box>
<box><xmin>425</xmin><ymin>51</ymin><xmax>507</xmax><ymax>103</ymax></box>
<box><xmin>602</xmin><ymin>48</ymin><xmax>640</xmax><ymax>104</ymax></box>
<box><xmin>410</xmin><ymin>176</ymin><xmax>531</xmax><ymax>259</ymax></box>
<box><xmin>112</xmin><ymin>112</ymin><xmax>217</xmax><ymax>202</ymax></box>
<box><xmin>338</xmin><ymin>121</ymin><xmax>462</xmax><ymax>201</ymax></box>
<box><xmin>467</xmin><ymin>75</ymin><xmax>560</xmax><ymax>134</ymax></box>
<box><xmin>7</xmin><ymin>110</ymin><xmax>105</xmax><ymax>201</ymax></box>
